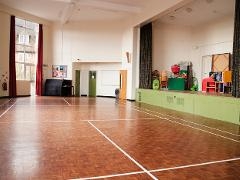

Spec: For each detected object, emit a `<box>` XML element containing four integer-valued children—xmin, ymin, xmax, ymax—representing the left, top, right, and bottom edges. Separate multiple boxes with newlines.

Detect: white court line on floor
<box><xmin>135</xmin><ymin>105</ymin><xmax>240</xmax><ymax>137</ymax></box>
<box><xmin>0</xmin><ymin>120</ymin><xmax>73</xmax><ymax>123</ymax></box>
<box><xmin>82</xmin><ymin>117</ymin><xmax>155</xmax><ymax>122</ymax></box>
<box><xmin>63</xmin><ymin>98</ymin><xmax>71</xmax><ymax>106</ymax></box>
<box><xmin>13</xmin><ymin>104</ymin><xmax>127</xmax><ymax>107</ymax></box>
<box><xmin>70</xmin><ymin>170</ymin><xmax>145</xmax><ymax>180</ymax></box>
<box><xmin>0</xmin><ymin>100</ymin><xmax>16</xmax><ymax>119</ymax></box>
<box><xmin>88</xmin><ymin>121</ymin><xmax>158</xmax><ymax>180</ymax></box>
<box><xmin>0</xmin><ymin>118</ymin><xmax>155</xmax><ymax>124</ymax></box>
<box><xmin>13</xmin><ymin>104</ymin><xmax>71</xmax><ymax>106</ymax></box>
<box><xmin>133</xmin><ymin>107</ymin><xmax>240</xmax><ymax>143</ymax></box>
<box><xmin>150</xmin><ymin>157</ymin><xmax>240</xmax><ymax>173</ymax></box>
<box><xmin>70</xmin><ymin>156</ymin><xmax>240</xmax><ymax>179</ymax></box>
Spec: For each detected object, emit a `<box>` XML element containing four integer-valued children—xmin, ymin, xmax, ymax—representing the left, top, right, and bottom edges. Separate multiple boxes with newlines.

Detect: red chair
<box><xmin>202</xmin><ymin>77</ymin><xmax>215</xmax><ymax>92</ymax></box>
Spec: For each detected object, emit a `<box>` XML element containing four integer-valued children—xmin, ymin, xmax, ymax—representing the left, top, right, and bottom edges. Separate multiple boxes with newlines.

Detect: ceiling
<box><xmin>0</xmin><ymin>0</ymin><xmax>236</xmax><ymax>25</ymax></box>
<box><xmin>0</xmin><ymin>0</ymin><xmax>146</xmax><ymax>23</ymax></box>
<box><xmin>158</xmin><ymin>0</ymin><xmax>235</xmax><ymax>26</ymax></box>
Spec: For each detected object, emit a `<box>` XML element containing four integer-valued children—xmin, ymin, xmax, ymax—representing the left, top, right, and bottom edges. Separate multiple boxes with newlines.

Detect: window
<box><xmin>15</xmin><ymin>18</ymin><xmax>39</xmax><ymax>82</ymax></box>
<box><xmin>18</xmin><ymin>34</ymin><xmax>29</xmax><ymax>44</ymax></box>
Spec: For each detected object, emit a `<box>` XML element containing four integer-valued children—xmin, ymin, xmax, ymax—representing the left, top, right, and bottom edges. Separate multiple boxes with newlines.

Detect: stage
<box><xmin>136</xmin><ymin>89</ymin><xmax>240</xmax><ymax>125</ymax></box>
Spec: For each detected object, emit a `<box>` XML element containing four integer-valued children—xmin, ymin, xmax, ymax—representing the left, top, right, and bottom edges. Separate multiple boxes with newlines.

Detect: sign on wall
<box><xmin>212</xmin><ymin>53</ymin><xmax>230</xmax><ymax>72</ymax></box>
<box><xmin>52</xmin><ymin>65</ymin><xmax>67</xmax><ymax>78</ymax></box>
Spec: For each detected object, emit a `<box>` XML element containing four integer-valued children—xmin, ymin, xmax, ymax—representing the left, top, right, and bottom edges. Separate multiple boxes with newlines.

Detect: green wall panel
<box><xmin>136</xmin><ymin>89</ymin><xmax>240</xmax><ymax>125</ymax></box>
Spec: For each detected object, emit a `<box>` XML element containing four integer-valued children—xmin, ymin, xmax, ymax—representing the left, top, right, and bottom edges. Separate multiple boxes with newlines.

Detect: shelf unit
<box><xmin>206</xmin><ymin>81</ymin><xmax>216</xmax><ymax>92</ymax></box>
<box><xmin>215</xmin><ymin>82</ymin><xmax>224</xmax><ymax>93</ymax></box>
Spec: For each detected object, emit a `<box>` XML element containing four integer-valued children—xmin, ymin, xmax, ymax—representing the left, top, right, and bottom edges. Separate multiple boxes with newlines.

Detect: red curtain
<box><xmin>9</xmin><ymin>15</ymin><xmax>16</xmax><ymax>97</ymax></box>
<box><xmin>36</xmin><ymin>24</ymin><xmax>43</xmax><ymax>96</ymax></box>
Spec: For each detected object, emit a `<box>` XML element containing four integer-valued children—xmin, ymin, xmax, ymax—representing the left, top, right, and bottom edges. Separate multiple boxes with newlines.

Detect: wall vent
<box><xmin>167</xmin><ymin>96</ymin><xmax>174</xmax><ymax>104</ymax></box>
<box><xmin>177</xmin><ymin>97</ymin><xmax>184</xmax><ymax>106</ymax></box>
<box><xmin>138</xmin><ymin>92</ymin><xmax>142</xmax><ymax>101</ymax></box>
<box><xmin>239</xmin><ymin>112</ymin><xmax>240</xmax><ymax>123</ymax></box>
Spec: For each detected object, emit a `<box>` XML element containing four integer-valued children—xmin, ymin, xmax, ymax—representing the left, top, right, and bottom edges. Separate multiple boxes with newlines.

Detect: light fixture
<box><xmin>126</xmin><ymin>52</ymin><xmax>131</xmax><ymax>63</ymax></box>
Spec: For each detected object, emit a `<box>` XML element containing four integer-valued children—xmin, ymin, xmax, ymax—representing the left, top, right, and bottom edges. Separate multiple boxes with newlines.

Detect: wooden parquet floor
<box><xmin>0</xmin><ymin>96</ymin><xmax>239</xmax><ymax>180</ymax></box>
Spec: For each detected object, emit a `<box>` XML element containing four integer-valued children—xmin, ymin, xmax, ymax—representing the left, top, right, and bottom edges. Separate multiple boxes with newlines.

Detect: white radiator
<box><xmin>16</xmin><ymin>80</ymin><xmax>31</xmax><ymax>96</ymax></box>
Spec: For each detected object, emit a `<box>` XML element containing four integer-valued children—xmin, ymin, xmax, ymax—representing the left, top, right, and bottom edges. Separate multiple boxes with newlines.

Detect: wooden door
<box><xmin>119</xmin><ymin>70</ymin><xmax>127</xmax><ymax>100</ymax></box>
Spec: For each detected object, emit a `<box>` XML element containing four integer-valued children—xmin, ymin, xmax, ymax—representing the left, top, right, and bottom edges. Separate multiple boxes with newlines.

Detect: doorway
<box><xmin>75</xmin><ymin>70</ymin><xmax>80</xmax><ymax>96</ymax></box>
<box><xmin>89</xmin><ymin>71</ymin><xmax>97</xmax><ymax>97</ymax></box>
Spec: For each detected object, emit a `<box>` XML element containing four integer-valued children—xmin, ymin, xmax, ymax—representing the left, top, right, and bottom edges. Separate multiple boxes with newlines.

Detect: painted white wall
<box><xmin>51</xmin><ymin>19</ymin><xmax>126</xmax><ymax>97</ymax></box>
<box><xmin>120</xmin><ymin>26</ymin><xmax>140</xmax><ymax>100</ymax></box>
<box><xmin>0</xmin><ymin>11</ymin><xmax>10</xmax><ymax>97</ymax></box>
<box><xmin>152</xmin><ymin>14</ymin><xmax>234</xmax><ymax>91</ymax></box>
<box><xmin>192</xmin><ymin>16</ymin><xmax>234</xmax><ymax>87</ymax></box>
<box><xmin>52</xmin><ymin>20</ymin><xmax>125</xmax><ymax>79</ymax></box>
<box><xmin>72</xmin><ymin>62</ymin><xmax>121</xmax><ymax>96</ymax></box>
<box><xmin>192</xmin><ymin>16</ymin><xmax>234</xmax><ymax>49</ymax></box>
<box><xmin>191</xmin><ymin>15</ymin><xmax>234</xmax><ymax>90</ymax></box>
<box><xmin>153</xmin><ymin>22</ymin><xmax>193</xmax><ymax>72</ymax></box>
<box><xmin>132</xmin><ymin>27</ymin><xmax>141</xmax><ymax>99</ymax></box>
<box><xmin>129</xmin><ymin>0</ymin><xmax>190</xmax><ymax>27</ymax></box>
<box><xmin>0</xmin><ymin>3</ymin><xmax>51</xmax><ymax>26</ymax></box>
<box><xmin>78</xmin><ymin>69</ymin><xmax>120</xmax><ymax>97</ymax></box>
<box><xmin>42</xmin><ymin>25</ymin><xmax>53</xmax><ymax>90</ymax></box>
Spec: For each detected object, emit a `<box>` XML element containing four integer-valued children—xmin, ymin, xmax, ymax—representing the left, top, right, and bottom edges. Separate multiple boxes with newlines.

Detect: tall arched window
<box><xmin>15</xmin><ymin>18</ymin><xmax>39</xmax><ymax>94</ymax></box>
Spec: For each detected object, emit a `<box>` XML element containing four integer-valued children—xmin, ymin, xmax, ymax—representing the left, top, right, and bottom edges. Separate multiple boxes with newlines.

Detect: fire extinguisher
<box><xmin>2</xmin><ymin>82</ymin><xmax>7</xmax><ymax>91</ymax></box>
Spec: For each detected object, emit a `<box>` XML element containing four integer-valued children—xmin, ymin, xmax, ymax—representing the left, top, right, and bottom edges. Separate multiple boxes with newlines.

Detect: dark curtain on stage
<box><xmin>139</xmin><ymin>23</ymin><xmax>152</xmax><ymax>89</ymax></box>
<box><xmin>232</xmin><ymin>0</ymin><xmax>240</xmax><ymax>98</ymax></box>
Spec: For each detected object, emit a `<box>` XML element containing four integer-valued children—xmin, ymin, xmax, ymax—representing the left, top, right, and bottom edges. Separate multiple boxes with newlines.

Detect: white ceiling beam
<box><xmin>78</xmin><ymin>0</ymin><xmax>141</xmax><ymax>13</ymax></box>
